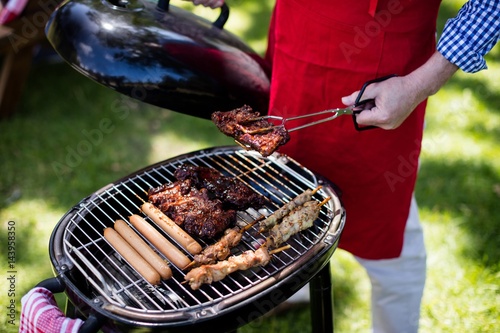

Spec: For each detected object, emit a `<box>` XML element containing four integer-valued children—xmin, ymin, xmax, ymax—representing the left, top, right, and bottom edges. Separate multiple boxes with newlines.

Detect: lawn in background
<box><xmin>1</xmin><ymin>0</ymin><xmax>499</xmax><ymax>332</ymax></box>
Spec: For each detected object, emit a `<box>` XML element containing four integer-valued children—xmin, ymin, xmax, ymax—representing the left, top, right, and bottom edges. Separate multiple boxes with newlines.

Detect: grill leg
<box><xmin>310</xmin><ymin>261</ymin><xmax>334</xmax><ymax>333</ymax></box>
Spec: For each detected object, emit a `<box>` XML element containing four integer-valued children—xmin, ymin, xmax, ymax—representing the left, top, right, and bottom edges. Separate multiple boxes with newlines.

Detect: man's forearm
<box><xmin>405</xmin><ymin>51</ymin><xmax>459</xmax><ymax>103</ymax></box>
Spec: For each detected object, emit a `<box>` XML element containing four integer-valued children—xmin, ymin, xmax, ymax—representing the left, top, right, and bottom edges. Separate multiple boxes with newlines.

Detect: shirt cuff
<box><xmin>437</xmin><ymin>24</ymin><xmax>487</xmax><ymax>73</ymax></box>
<box><xmin>437</xmin><ymin>0</ymin><xmax>500</xmax><ymax>73</ymax></box>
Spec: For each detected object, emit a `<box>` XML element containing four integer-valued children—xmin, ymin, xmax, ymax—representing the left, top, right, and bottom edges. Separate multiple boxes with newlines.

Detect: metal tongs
<box><xmin>242</xmin><ymin>74</ymin><xmax>397</xmax><ymax>134</ymax></box>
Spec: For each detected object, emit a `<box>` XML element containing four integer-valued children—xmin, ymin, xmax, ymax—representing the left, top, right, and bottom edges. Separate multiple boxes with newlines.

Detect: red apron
<box><xmin>267</xmin><ymin>0</ymin><xmax>441</xmax><ymax>259</ymax></box>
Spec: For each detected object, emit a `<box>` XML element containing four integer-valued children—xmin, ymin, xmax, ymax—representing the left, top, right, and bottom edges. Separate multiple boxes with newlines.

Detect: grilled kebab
<box><xmin>211</xmin><ymin>105</ymin><xmax>290</xmax><ymax>157</ymax></box>
<box><xmin>190</xmin><ymin>227</ymin><xmax>242</xmax><ymax>267</ymax></box>
<box><xmin>184</xmin><ymin>245</ymin><xmax>271</xmax><ymax>290</ymax></box>
<box><xmin>184</xmin><ymin>188</ymin><xmax>325</xmax><ymax>269</ymax></box>
<box><xmin>259</xmin><ymin>186</ymin><xmax>321</xmax><ymax>232</ymax></box>
<box><xmin>184</xmin><ymin>197</ymin><xmax>330</xmax><ymax>289</ymax></box>
<box><xmin>266</xmin><ymin>199</ymin><xmax>328</xmax><ymax>248</ymax></box>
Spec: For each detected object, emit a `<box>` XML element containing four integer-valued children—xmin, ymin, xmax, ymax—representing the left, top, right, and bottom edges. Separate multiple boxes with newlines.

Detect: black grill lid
<box><xmin>45</xmin><ymin>0</ymin><xmax>270</xmax><ymax>118</ymax></box>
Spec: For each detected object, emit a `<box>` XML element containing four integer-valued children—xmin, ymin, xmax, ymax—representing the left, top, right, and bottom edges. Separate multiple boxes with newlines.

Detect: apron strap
<box><xmin>369</xmin><ymin>0</ymin><xmax>378</xmax><ymax>16</ymax></box>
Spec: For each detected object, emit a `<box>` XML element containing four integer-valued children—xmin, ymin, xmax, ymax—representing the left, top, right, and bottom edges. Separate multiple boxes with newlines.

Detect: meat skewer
<box><xmin>183</xmin><ymin>217</ymin><xmax>262</xmax><ymax>270</ymax></box>
<box><xmin>185</xmin><ymin>227</ymin><xmax>242</xmax><ymax>270</ymax></box>
<box><xmin>184</xmin><ymin>244</ymin><xmax>290</xmax><ymax>290</ymax></box>
<box><xmin>184</xmin><ymin>197</ymin><xmax>329</xmax><ymax>289</ymax></box>
<box><xmin>258</xmin><ymin>186</ymin><xmax>322</xmax><ymax>233</ymax></box>
<box><xmin>266</xmin><ymin>197</ymin><xmax>330</xmax><ymax>248</ymax></box>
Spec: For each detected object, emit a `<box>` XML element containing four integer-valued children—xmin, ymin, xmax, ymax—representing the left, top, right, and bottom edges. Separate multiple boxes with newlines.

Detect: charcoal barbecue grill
<box><xmin>37</xmin><ymin>147</ymin><xmax>345</xmax><ymax>332</ymax></box>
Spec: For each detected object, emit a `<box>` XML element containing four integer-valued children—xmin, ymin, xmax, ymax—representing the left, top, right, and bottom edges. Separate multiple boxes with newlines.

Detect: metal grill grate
<box><xmin>58</xmin><ymin>147</ymin><xmax>344</xmax><ymax>321</ymax></box>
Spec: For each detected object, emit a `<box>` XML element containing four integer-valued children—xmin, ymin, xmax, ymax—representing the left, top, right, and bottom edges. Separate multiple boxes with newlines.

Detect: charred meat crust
<box><xmin>148</xmin><ymin>179</ymin><xmax>236</xmax><ymax>239</ymax></box>
<box><xmin>211</xmin><ymin>105</ymin><xmax>290</xmax><ymax>157</ymax></box>
<box><xmin>148</xmin><ymin>164</ymin><xmax>267</xmax><ymax>239</ymax></box>
<box><xmin>174</xmin><ymin>163</ymin><xmax>267</xmax><ymax>210</ymax></box>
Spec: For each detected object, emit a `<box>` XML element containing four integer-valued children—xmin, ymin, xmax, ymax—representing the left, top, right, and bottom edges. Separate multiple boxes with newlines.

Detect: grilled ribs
<box><xmin>148</xmin><ymin>179</ymin><xmax>236</xmax><ymax>239</ymax></box>
<box><xmin>148</xmin><ymin>164</ymin><xmax>266</xmax><ymax>239</ymax></box>
<box><xmin>211</xmin><ymin>105</ymin><xmax>290</xmax><ymax>157</ymax></box>
<box><xmin>174</xmin><ymin>163</ymin><xmax>267</xmax><ymax>210</ymax></box>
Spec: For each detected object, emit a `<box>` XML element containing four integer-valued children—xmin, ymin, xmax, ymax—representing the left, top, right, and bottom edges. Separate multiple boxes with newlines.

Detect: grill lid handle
<box><xmin>156</xmin><ymin>0</ymin><xmax>230</xmax><ymax>29</ymax></box>
<box><xmin>36</xmin><ymin>276</ymin><xmax>66</xmax><ymax>293</ymax></box>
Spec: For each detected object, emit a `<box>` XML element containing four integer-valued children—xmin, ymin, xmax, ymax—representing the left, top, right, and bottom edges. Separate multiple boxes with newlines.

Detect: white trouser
<box><xmin>287</xmin><ymin>196</ymin><xmax>426</xmax><ymax>333</ymax></box>
<box><xmin>356</xmin><ymin>196</ymin><xmax>426</xmax><ymax>333</ymax></box>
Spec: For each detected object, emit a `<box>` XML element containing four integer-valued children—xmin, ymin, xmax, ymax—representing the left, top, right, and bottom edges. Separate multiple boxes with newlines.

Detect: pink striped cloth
<box><xmin>19</xmin><ymin>287</ymin><xmax>83</xmax><ymax>333</ymax></box>
<box><xmin>0</xmin><ymin>0</ymin><xmax>28</xmax><ymax>24</ymax></box>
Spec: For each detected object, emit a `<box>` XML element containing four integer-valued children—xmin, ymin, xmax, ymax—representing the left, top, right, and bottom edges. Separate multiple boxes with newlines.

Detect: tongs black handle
<box><xmin>352</xmin><ymin>74</ymin><xmax>398</xmax><ymax>131</ymax></box>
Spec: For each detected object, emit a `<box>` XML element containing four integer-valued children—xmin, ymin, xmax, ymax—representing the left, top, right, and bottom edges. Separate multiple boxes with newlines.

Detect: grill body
<box><xmin>42</xmin><ymin>147</ymin><xmax>345</xmax><ymax>332</ymax></box>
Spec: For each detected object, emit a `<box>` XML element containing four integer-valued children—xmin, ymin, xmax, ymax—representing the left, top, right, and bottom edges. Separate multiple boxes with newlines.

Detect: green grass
<box><xmin>1</xmin><ymin>0</ymin><xmax>499</xmax><ymax>332</ymax></box>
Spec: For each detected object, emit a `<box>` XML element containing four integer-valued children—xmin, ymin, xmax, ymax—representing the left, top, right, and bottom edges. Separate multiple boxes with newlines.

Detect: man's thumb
<box><xmin>341</xmin><ymin>91</ymin><xmax>359</xmax><ymax>106</ymax></box>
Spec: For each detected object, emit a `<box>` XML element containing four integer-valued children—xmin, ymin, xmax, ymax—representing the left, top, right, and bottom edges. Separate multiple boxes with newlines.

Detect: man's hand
<box><xmin>341</xmin><ymin>76</ymin><xmax>425</xmax><ymax>130</ymax></box>
<box><xmin>341</xmin><ymin>51</ymin><xmax>459</xmax><ymax>130</ymax></box>
<box><xmin>185</xmin><ymin>0</ymin><xmax>224</xmax><ymax>8</ymax></box>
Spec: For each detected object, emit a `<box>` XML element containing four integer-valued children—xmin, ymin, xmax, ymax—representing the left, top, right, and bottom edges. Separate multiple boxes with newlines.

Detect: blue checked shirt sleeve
<box><xmin>437</xmin><ymin>0</ymin><xmax>500</xmax><ymax>73</ymax></box>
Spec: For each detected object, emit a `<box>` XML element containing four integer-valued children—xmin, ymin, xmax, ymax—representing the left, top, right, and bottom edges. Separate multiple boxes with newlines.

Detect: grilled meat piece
<box><xmin>211</xmin><ymin>105</ymin><xmax>290</xmax><ymax>157</ymax></box>
<box><xmin>148</xmin><ymin>179</ymin><xmax>236</xmax><ymax>239</ymax></box>
<box><xmin>266</xmin><ymin>200</ymin><xmax>323</xmax><ymax>248</ymax></box>
<box><xmin>211</xmin><ymin>105</ymin><xmax>260</xmax><ymax>135</ymax></box>
<box><xmin>184</xmin><ymin>245</ymin><xmax>271</xmax><ymax>290</ymax></box>
<box><xmin>174</xmin><ymin>163</ymin><xmax>267</xmax><ymax>210</ymax></box>
<box><xmin>259</xmin><ymin>187</ymin><xmax>319</xmax><ymax>232</ymax></box>
<box><xmin>191</xmin><ymin>227</ymin><xmax>243</xmax><ymax>267</ymax></box>
<box><xmin>149</xmin><ymin>178</ymin><xmax>192</xmax><ymax>198</ymax></box>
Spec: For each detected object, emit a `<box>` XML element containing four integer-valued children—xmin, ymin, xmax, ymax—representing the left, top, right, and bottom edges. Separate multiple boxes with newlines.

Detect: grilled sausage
<box><xmin>141</xmin><ymin>202</ymin><xmax>202</xmax><ymax>255</ymax></box>
<box><xmin>113</xmin><ymin>219</ymin><xmax>172</xmax><ymax>280</ymax></box>
<box><xmin>103</xmin><ymin>227</ymin><xmax>161</xmax><ymax>285</ymax></box>
<box><xmin>129</xmin><ymin>214</ymin><xmax>191</xmax><ymax>269</ymax></box>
